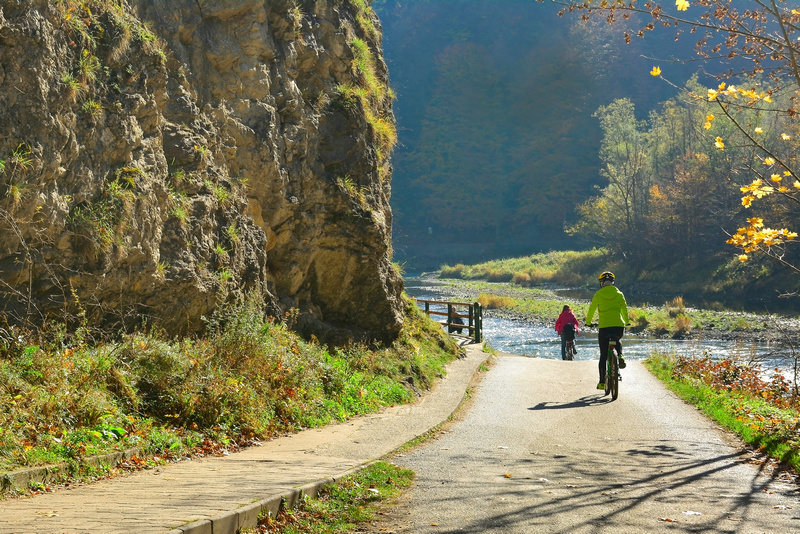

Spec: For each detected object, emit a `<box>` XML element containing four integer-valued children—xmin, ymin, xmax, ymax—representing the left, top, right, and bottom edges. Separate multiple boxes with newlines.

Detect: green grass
<box><xmin>0</xmin><ymin>296</ymin><xmax>460</xmax><ymax>479</ymax></box>
<box><xmin>250</xmin><ymin>461</ymin><xmax>414</xmax><ymax>533</ymax></box>
<box><xmin>440</xmin><ymin>248</ymin><xmax>611</xmax><ymax>286</ymax></box>
<box><xmin>644</xmin><ymin>353</ymin><xmax>800</xmax><ymax>471</ymax></box>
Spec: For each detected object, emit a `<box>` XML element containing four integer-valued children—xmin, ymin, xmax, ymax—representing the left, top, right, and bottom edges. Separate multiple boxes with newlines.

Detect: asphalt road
<box><xmin>374</xmin><ymin>353</ymin><xmax>800</xmax><ymax>533</ymax></box>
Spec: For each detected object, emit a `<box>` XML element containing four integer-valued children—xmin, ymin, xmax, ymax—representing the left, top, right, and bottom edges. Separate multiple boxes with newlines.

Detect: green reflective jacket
<box><xmin>585</xmin><ymin>285</ymin><xmax>630</xmax><ymax>328</ymax></box>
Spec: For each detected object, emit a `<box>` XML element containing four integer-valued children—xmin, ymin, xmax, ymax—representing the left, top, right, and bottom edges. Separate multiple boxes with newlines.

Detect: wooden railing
<box><xmin>414</xmin><ymin>298</ymin><xmax>483</xmax><ymax>343</ymax></box>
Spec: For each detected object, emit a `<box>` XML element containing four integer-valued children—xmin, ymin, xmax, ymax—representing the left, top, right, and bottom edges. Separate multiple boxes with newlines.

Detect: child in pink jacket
<box><xmin>555</xmin><ymin>305</ymin><xmax>580</xmax><ymax>360</ymax></box>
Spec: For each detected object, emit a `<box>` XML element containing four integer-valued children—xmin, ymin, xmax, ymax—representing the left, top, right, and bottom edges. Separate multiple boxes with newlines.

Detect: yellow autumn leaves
<box><xmin>733</xmin><ymin>159</ymin><xmax>799</xmax><ymax>260</ymax></box>
<box><xmin>649</xmin><ymin>65</ymin><xmax>798</xmax><ymax>263</ymax></box>
<box><xmin>703</xmin><ymin>82</ymin><xmax>786</xmax><ymax>151</ymax></box>
<box><xmin>727</xmin><ymin>218</ymin><xmax>797</xmax><ymax>262</ymax></box>
<box><xmin>707</xmin><ymin>82</ymin><xmax>772</xmax><ymax>104</ymax></box>
<box><xmin>676</xmin><ymin>0</ymin><xmax>689</xmax><ymax>11</ymax></box>
<box><xmin>739</xmin><ymin>160</ymin><xmax>798</xmax><ymax>207</ymax></box>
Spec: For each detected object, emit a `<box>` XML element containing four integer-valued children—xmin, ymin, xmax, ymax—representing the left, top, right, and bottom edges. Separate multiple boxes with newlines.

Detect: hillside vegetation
<box><xmin>0</xmin><ymin>297</ymin><xmax>460</xmax><ymax>491</ymax></box>
<box><xmin>376</xmin><ymin>0</ymin><xmax>699</xmax><ymax>265</ymax></box>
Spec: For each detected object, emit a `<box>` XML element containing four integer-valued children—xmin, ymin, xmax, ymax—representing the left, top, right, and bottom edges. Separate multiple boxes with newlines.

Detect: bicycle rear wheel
<box><xmin>609</xmin><ymin>350</ymin><xmax>619</xmax><ymax>400</ymax></box>
<box><xmin>566</xmin><ymin>341</ymin><xmax>574</xmax><ymax>361</ymax></box>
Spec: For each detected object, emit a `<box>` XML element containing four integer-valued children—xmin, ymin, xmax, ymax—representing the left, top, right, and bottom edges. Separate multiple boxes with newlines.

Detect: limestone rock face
<box><xmin>0</xmin><ymin>0</ymin><xmax>403</xmax><ymax>344</ymax></box>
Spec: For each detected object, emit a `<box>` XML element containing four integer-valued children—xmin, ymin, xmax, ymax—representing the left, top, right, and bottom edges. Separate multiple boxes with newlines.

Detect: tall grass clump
<box><xmin>666</xmin><ymin>297</ymin><xmax>686</xmax><ymax>317</ymax></box>
<box><xmin>477</xmin><ymin>293</ymin><xmax>515</xmax><ymax>310</ymax></box>
<box><xmin>0</xmin><ymin>295</ymin><xmax>460</xmax><ymax>476</ymax></box>
<box><xmin>439</xmin><ymin>264</ymin><xmax>467</xmax><ymax>279</ymax></box>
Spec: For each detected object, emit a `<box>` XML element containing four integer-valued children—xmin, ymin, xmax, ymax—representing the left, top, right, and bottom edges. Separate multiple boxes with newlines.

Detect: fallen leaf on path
<box><xmin>773</xmin><ymin>505</ymin><xmax>792</xmax><ymax>509</ymax></box>
<box><xmin>504</xmin><ymin>473</ymin><xmax>512</xmax><ymax>478</ymax></box>
<box><xmin>658</xmin><ymin>517</ymin><xmax>676</xmax><ymax>522</ymax></box>
<box><xmin>564</xmin><ymin>484</ymin><xmax>578</xmax><ymax>488</ymax></box>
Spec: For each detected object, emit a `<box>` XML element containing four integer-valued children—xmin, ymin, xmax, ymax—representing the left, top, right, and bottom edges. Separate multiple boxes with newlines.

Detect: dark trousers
<box><xmin>598</xmin><ymin>326</ymin><xmax>624</xmax><ymax>382</ymax></box>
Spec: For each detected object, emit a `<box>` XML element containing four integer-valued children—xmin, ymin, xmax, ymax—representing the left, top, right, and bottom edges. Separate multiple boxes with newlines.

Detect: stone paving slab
<box><xmin>0</xmin><ymin>341</ymin><xmax>488</xmax><ymax>534</ymax></box>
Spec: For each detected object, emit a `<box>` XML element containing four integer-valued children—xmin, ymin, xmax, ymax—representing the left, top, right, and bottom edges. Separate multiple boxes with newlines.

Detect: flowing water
<box><xmin>404</xmin><ymin>275</ymin><xmax>783</xmax><ymax>364</ymax></box>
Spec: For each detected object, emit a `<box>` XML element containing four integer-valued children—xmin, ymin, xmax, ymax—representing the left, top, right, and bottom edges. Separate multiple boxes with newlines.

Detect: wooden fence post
<box><xmin>447</xmin><ymin>304</ymin><xmax>454</xmax><ymax>333</ymax></box>
<box><xmin>473</xmin><ymin>302</ymin><xmax>482</xmax><ymax>343</ymax></box>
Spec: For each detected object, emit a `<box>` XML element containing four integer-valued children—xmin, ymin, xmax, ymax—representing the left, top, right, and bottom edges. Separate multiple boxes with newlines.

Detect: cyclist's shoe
<box><xmin>619</xmin><ymin>357</ymin><xmax>627</xmax><ymax>369</ymax></box>
<box><xmin>596</xmin><ymin>382</ymin><xmax>605</xmax><ymax>390</ymax></box>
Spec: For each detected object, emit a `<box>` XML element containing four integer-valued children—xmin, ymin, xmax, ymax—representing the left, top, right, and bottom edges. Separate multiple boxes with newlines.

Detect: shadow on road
<box><xmin>528</xmin><ymin>395</ymin><xmax>608</xmax><ymax>410</ymax></box>
<box><xmin>409</xmin><ymin>444</ymin><xmax>794</xmax><ymax>533</ymax></box>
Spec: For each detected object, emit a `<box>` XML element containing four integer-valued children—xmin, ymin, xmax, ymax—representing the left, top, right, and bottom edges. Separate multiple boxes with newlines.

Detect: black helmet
<box><xmin>598</xmin><ymin>271</ymin><xmax>615</xmax><ymax>283</ymax></box>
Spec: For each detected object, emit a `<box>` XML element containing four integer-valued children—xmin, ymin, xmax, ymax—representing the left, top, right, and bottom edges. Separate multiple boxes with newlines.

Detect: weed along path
<box><xmin>376</xmin><ymin>354</ymin><xmax>800</xmax><ymax>533</ymax></box>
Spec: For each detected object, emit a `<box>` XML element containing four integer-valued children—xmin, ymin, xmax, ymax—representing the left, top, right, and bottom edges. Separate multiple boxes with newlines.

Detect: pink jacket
<box><xmin>555</xmin><ymin>310</ymin><xmax>580</xmax><ymax>336</ymax></box>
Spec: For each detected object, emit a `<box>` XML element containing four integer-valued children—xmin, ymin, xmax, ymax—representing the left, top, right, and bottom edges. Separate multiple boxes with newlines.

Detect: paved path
<box><xmin>0</xmin><ymin>342</ymin><xmax>490</xmax><ymax>534</ymax></box>
<box><xmin>379</xmin><ymin>353</ymin><xmax>800</xmax><ymax>533</ymax></box>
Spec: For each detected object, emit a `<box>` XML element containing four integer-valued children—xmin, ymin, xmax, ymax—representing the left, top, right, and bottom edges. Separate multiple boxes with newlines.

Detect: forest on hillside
<box><xmin>375</xmin><ymin>0</ymin><xmax>701</xmax><ymax>267</ymax></box>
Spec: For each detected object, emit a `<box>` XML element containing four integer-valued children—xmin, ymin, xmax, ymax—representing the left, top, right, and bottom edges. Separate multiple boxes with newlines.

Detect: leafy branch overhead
<box><xmin>550</xmin><ymin>0</ymin><xmax>800</xmax><ymax>278</ymax></box>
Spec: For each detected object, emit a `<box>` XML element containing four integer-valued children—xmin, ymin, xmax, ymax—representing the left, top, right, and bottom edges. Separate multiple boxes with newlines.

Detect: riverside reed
<box><xmin>0</xmin><ymin>296</ymin><xmax>460</xmax><ymax>483</ymax></box>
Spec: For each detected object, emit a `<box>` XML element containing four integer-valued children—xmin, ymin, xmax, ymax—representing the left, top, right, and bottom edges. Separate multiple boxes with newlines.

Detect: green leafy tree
<box><xmin>547</xmin><ymin>0</ymin><xmax>800</xmax><ymax>282</ymax></box>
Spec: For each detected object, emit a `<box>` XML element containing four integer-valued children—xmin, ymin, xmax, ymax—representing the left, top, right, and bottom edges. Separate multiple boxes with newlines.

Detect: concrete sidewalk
<box><xmin>0</xmin><ymin>341</ymin><xmax>489</xmax><ymax>534</ymax></box>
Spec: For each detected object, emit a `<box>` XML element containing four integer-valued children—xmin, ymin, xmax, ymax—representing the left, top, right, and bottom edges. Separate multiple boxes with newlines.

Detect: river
<box><xmin>404</xmin><ymin>275</ymin><xmax>784</xmax><ymax>365</ymax></box>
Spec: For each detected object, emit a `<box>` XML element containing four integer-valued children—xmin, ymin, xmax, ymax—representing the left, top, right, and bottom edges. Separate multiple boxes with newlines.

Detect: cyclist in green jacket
<box><xmin>585</xmin><ymin>271</ymin><xmax>630</xmax><ymax>390</ymax></box>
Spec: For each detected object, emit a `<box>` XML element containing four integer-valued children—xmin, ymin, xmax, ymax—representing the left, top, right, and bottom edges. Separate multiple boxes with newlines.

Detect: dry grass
<box><xmin>477</xmin><ymin>293</ymin><xmax>515</xmax><ymax>309</ymax></box>
<box><xmin>666</xmin><ymin>296</ymin><xmax>686</xmax><ymax>317</ymax></box>
<box><xmin>672</xmin><ymin>315</ymin><xmax>692</xmax><ymax>338</ymax></box>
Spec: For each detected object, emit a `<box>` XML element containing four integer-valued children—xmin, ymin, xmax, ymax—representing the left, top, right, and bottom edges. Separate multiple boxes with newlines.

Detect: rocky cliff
<box><xmin>0</xmin><ymin>0</ymin><xmax>403</xmax><ymax>344</ymax></box>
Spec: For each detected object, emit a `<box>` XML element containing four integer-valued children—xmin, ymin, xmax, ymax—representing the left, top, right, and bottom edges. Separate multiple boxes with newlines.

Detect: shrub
<box><xmin>666</xmin><ymin>296</ymin><xmax>685</xmax><ymax>317</ymax></box>
<box><xmin>651</xmin><ymin>320</ymin><xmax>670</xmax><ymax>337</ymax></box>
<box><xmin>671</xmin><ymin>315</ymin><xmax>691</xmax><ymax>338</ymax></box>
<box><xmin>440</xmin><ymin>264</ymin><xmax>466</xmax><ymax>279</ymax></box>
<box><xmin>485</xmin><ymin>268</ymin><xmax>513</xmax><ymax>283</ymax></box>
<box><xmin>512</xmin><ymin>272</ymin><xmax>532</xmax><ymax>286</ymax></box>
<box><xmin>0</xmin><ymin>294</ymin><xmax>460</xmax><ymax>472</ymax></box>
<box><xmin>628</xmin><ymin>311</ymin><xmax>650</xmax><ymax>333</ymax></box>
<box><xmin>477</xmin><ymin>293</ymin><xmax>515</xmax><ymax>309</ymax></box>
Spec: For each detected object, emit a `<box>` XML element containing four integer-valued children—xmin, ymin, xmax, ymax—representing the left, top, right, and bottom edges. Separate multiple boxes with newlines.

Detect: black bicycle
<box><xmin>587</xmin><ymin>325</ymin><xmax>621</xmax><ymax>400</ymax></box>
<box><xmin>565</xmin><ymin>338</ymin><xmax>577</xmax><ymax>361</ymax></box>
<box><xmin>605</xmin><ymin>338</ymin><xmax>620</xmax><ymax>400</ymax></box>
